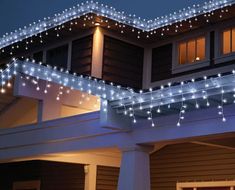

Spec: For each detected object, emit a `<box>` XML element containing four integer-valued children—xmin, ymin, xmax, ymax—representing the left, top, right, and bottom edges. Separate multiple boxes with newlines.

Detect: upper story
<box><xmin>1</xmin><ymin>1</ymin><xmax>235</xmax><ymax>91</ymax></box>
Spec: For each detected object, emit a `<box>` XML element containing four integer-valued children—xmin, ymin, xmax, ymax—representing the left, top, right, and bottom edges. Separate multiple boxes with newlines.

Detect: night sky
<box><xmin>0</xmin><ymin>0</ymin><xmax>207</xmax><ymax>36</ymax></box>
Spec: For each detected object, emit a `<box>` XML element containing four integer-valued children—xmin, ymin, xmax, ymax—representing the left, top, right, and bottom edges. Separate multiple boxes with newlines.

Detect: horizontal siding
<box><xmin>40</xmin><ymin>161</ymin><xmax>85</xmax><ymax>190</ymax></box>
<box><xmin>0</xmin><ymin>160</ymin><xmax>85</xmax><ymax>190</ymax></box>
<box><xmin>96</xmin><ymin>165</ymin><xmax>120</xmax><ymax>190</ymax></box>
<box><xmin>103</xmin><ymin>36</ymin><xmax>144</xmax><ymax>89</ymax></box>
<box><xmin>71</xmin><ymin>35</ymin><xmax>93</xmax><ymax>75</ymax></box>
<box><xmin>150</xmin><ymin>143</ymin><xmax>235</xmax><ymax>190</ymax></box>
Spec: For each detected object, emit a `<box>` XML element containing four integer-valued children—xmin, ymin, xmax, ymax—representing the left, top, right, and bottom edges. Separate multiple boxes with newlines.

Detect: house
<box><xmin>1</xmin><ymin>0</ymin><xmax>235</xmax><ymax>189</ymax></box>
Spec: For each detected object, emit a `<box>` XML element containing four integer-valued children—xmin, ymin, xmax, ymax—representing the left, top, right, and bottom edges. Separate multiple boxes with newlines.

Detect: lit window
<box><xmin>222</xmin><ymin>27</ymin><xmax>235</xmax><ymax>55</ymax></box>
<box><xmin>178</xmin><ymin>37</ymin><xmax>206</xmax><ymax>64</ymax></box>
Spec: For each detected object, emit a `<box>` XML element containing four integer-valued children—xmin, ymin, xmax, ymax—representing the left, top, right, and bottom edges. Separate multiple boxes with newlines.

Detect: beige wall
<box><xmin>0</xmin><ymin>98</ymin><xmax>38</xmax><ymax>128</ymax></box>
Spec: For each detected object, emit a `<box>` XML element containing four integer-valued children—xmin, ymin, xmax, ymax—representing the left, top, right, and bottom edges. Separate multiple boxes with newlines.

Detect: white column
<box><xmin>91</xmin><ymin>27</ymin><xmax>104</xmax><ymax>78</ymax></box>
<box><xmin>84</xmin><ymin>164</ymin><xmax>97</xmax><ymax>190</ymax></box>
<box><xmin>118</xmin><ymin>145</ymin><xmax>153</xmax><ymax>190</ymax></box>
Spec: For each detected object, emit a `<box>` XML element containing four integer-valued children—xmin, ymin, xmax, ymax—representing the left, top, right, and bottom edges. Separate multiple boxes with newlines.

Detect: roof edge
<box><xmin>0</xmin><ymin>0</ymin><xmax>235</xmax><ymax>49</ymax></box>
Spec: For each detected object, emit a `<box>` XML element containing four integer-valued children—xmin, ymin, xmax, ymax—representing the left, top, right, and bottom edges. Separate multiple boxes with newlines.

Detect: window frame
<box><xmin>177</xmin><ymin>181</ymin><xmax>235</xmax><ymax>190</ymax></box>
<box><xmin>172</xmin><ymin>32</ymin><xmax>210</xmax><ymax>74</ymax></box>
<box><xmin>215</xmin><ymin>24</ymin><xmax>235</xmax><ymax>64</ymax></box>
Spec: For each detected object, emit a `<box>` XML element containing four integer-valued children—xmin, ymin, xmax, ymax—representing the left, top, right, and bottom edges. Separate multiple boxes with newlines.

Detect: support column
<box><xmin>91</xmin><ymin>27</ymin><xmax>104</xmax><ymax>78</ymax></box>
<box><xmin>118</xmin><ymin>145</ymin><xmax>153</xmax><ymax>190</ymax></box>
<box><xmin>84</xmin><ymin>164</ymin><xmax>97</xmax><ymax>190</ymax></box>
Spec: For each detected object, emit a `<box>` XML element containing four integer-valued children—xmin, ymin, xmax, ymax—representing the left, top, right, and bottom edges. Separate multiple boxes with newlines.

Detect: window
<box><xmin>46</xmin><ymin>45</ymin><xmax>68</xmax><ymax>69</ymax></box>
<box><xmin>222</xmin><ymin>27</ymin><xmax>235</xmax><ymax>55</ymax></box>
<box><xmin>33</xmin><ymin>51</ymin><xmax>43</xmax><ymax>63</ymax></box>
<box><xmin>179</xmin><ymin>37</ymin><xmax>206</xmax><ymax>64</ymax></box>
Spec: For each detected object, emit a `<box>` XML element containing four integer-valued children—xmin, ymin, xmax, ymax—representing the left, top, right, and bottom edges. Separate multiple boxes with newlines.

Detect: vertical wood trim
<box><xmin>67</xmin><ymin>41</ymin><xmax>72</xmax><ymax>70</ymax></box>
<box><xmin>143</xmin><ymin>47</ymin><xmax>152</xmax><ymax>89</ymax></box>
<box><xmin>85</xmin><ymin>164</ymin><xmax>97</xmax><ymax>190</ymax></box>
<box><xmin>91</xmin><ymin>27</ymin><xmax>104</xmax><ymax>78</ymax></box>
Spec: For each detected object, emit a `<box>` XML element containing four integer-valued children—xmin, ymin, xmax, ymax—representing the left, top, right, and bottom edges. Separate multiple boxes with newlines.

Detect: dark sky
<box><xmin>0</xmin><ymin>0</ymin><xmax>207</xmax><ymax>36</ymax></box>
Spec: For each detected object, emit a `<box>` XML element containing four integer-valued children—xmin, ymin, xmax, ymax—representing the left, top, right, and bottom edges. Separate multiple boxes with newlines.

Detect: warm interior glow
<box><xmin>232</xmin><ymin>28</ymin><xmax>235</xmax><ymax>52</ymax></box>
<box><xmin>179</xmin><ymin>42</ymin><xmax>187</xmax><ymax>64</ymax></box>
<box><xmin>222</xmin><ymin>27</ymin><xmax>235</xmax><ymax>55</ymax></box>
<box><xmin>196</xmin><ymin>37</ymin><xmax>205</xmax><ymax>61</ymax></box>
<box><xmin>223</xmin><ymin>29</ymin><xmax>231</xmax><ymax>54</ymax></box>
<box><xmin>179</xmin><ymin>36</ymin><xmax>206</xmax><ymax>65</ymax></box>
<box><xmin>187</xmin><ymin>40</ymin><xmax>196</xmax><ymax>63</ymax></box>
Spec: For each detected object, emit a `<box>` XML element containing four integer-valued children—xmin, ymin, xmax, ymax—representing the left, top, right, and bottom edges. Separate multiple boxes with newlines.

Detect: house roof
<box><xmin>0</xmin><ymin>0</ymin><xmax>235</xmax><ymax>50</ymax></box>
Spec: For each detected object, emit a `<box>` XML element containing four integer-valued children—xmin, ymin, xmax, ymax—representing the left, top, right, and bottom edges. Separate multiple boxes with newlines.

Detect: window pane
<box><xmin>196</xmin><ymin>37</ymin><xmax>206</xmax><ymax>61</ymax></box>
<box><xmin>33</xmin><ymin>51</ymin><xmax>43</xmax><ymax>63</ymax></box>
<box><xmin>47</xmin><ymin>45</ymin><xmax>68</xmax><ymax>68</ymax></box>
<box><xmin>232</xmin><ymin>28</ymin><xmax>235</xmax><ymax>52</ymax></box>
<box><xmin>223</xmin><ymin>30</ymin><xmax>231</xmax><ymax>54</ymax></box>
<box><xmin>187</xmin><ymin>40</ymin><xmax>196</xmax><ymax>63</ymax></box>
<box><xmin>179</xmin><ymin>42</ymin><xmax>187</xmax><ymax>64</ymax></box>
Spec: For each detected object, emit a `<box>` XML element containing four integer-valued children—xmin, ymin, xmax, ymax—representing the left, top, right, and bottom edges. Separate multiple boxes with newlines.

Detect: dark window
<box><xmin>33</xmin><ymin>51</ymin><xmax>43</xmax><ymax>63</ymax></box>
<box><xmin>47</xmin><ymin>45</ymin><xmax>68</xmax><ymax>68</ymax></box>
<box><xmin>151</xmin><ymin>44</ymin><xmax>172</xmax><ymax>82</ymax></box>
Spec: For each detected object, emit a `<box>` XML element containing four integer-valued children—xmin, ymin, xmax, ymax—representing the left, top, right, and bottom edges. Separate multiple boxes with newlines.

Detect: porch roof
<box><xmin>1</xmin><ymin>59</ymin><xmax>235</xmax><ymax>127</ymax></box>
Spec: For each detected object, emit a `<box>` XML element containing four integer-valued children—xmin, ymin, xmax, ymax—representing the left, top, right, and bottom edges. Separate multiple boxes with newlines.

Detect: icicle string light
<box><xmin>0</xmin><ymin>0</ymin><xmax>234</xmax><ymax>49</ymax></box>
<box><xmin>0</xmin><ymin>59</ymin><xmax>235</xmax><ymax>126</ymax></box>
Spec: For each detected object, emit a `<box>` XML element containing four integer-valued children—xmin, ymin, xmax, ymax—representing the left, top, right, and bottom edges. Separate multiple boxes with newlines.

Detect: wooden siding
<box><xmin>96</xmin><ymin>165</ymin><xmax>120</xmax><ymax>190</ymax></box>
<box><xmin>151</xmin><ymin>31</ymin><xmax>235</xmax><ymax>83</ymax></box>
<box><xmin>103</xmin><ymin>36</ymin><xmax>144</xmax><ymax>89</ymax></box>
<box><xmin>150</xmin><ymin>143</ymin><xmax>235</xmax><ymax>190</ymax></box>
<box><xmin>152</xmin><ymin>44</ymin><xmax>172</xmax><ymax>82</ymax></box>
<box><xmin>71</xmin><ymin>35</ymin><xmax>93</xmax><ymax>75</ymax></box>
<box><xmin>0</xmin><ymin>160</ymin><xmax>85</xmax><ymax>190</ymax></box>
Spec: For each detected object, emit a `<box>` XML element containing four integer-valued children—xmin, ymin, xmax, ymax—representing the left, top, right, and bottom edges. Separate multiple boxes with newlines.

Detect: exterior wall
<box><xmin>96</xmin><ymin>165</ymin><xmax>119</xmax><ymax>190</ymax></box>
<box><xmin>71</xmin><ymin>35</ymin><xmax>93</xmax><ymax>75</ymax></box>
<box><xmin>0</xmin><ymin>160</ymin><xmax>85</xmax><ymax>190</ymax></box>
<box><xmin>103</xmin><ymin>36</ymin><xmax>144</xmax><ymax>89</ymax></box>
<box><xmin>150</xmin><ymin>143</ymin><xmax>235</xmax><ymax>190</ymax></box>
<box><xmin>149</xmin><ymin>18</ymin><xmax>235</xmax><ymax>87</ymax></box>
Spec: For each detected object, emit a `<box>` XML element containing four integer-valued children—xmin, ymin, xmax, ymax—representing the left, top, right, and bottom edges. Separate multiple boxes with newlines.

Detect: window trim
<box><xmin>172</xmin><ymin>32</ymin><xmax>210</xmax><ymax>74</ymax></box>
<box><xmin>215</xmin><ymin>25</ymin><xmax>235</xmax><ymax>65</ymax></box>
<box><xmin>13</xmin><ymin>180</ymin><xmax>41</xmax><ymax>190</ymax></box>
<box><xmin>177</xmin><ymin>181</ymin><xmax>235</xmax><ymax>190</ymax></box>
